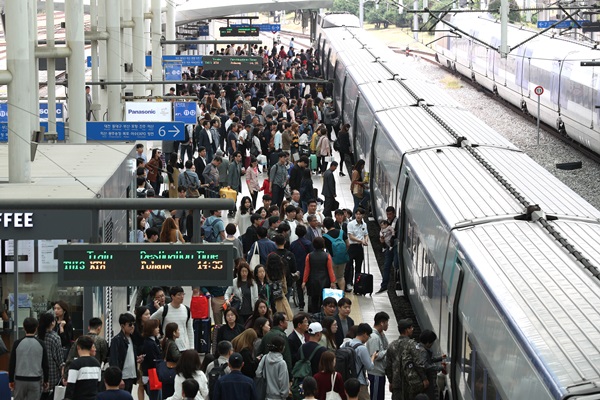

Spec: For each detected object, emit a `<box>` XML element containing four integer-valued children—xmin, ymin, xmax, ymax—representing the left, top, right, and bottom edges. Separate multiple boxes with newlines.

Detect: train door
<box><xmin>351</xmin><ymin>95</ymin><xmax>360</xmax><ymax>160</ymax></box>
<box><xmin>326</xmin><ymin>48</ymin><xmax>333</xmax><ymax>79</ymax></box>
<box><xmin>396</xmin><ymin>169</ymin><xmax>411</xmax><ymax>293</ymax></box>
<box><xmin>368</xmin><ymin>125</ymin><xmax>379</xmax><ymax>219</ymax></box>
<box><xmin>448</xmin><ymin>256</ymin><xmax>465</xmax><ymax>399</ymax></box>
<box><xmin>321</xmin><ymin>38</ymin><xmax>327</xmax><ymax>73</ymax></box>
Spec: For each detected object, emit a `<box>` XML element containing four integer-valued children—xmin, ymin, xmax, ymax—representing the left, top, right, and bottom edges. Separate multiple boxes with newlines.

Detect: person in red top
<box><xmin>302</xmin><ymin>237</ymin><xmax>337</xmax><ymax>314</ymax></box>
<box><xmin>313</xmin><ymin>350</ymin><xmax>347</xmax><ymax>400</ymax></box>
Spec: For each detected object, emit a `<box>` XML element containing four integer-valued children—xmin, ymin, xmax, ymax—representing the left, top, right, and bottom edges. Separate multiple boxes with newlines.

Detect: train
<box><xmin>316</xmin><ymin>12</ymin><xmax>600</xmax><ymax>400</ymax></box>
<box><xmin>433</xmin><ymin>13</ymin><xmax>600</xmax><ymax>154</ymax></box>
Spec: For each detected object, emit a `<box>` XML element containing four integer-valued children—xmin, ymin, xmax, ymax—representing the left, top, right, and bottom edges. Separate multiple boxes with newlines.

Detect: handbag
<box><xmin>156</xmin><ymin>344</ymin><xmax>178</xmax><ymax>384</ymax></box>
<box><xmin>53</xmin><ymin>385</ymin><xmax>66</xmax><ymax>400</ymax></box>
<box><xmin>254</xmin><ymin>360</ymin><xmax>267</xmax><ymax>399</ymax></box>
<box><xmin>183</xmin><ymin>172</ymin><xmax>200</xmax><ymax>198</ymax></box>
<box><xmin>148</xmin><ymin>368</ymin><xmax>163</xmax><ymax>390</ymax></box>
<box><xmin>271</xmin><ymin>280</ymin><xmax>285</xmax><ymax>300</ymax></box>
<box><xmin>257</xmin><ymin>154</ymin><xmax>268</xmax><ymax>165</ymax></box>
<box><xmin>325</xmin><ymin>373</ymin><xmax>343</xmax><ymax>400</ymax></box>
<box><xmin>249</xmin><ymin>243</ymin><xmax>261</xmax><ymax>270</ymax></box>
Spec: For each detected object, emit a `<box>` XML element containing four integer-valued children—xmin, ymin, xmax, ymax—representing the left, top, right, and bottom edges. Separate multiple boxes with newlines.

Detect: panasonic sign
<box><xmin>125</xmin><ymin>103</ymin><xmax>172</xmax><ymax>122</ymax></box>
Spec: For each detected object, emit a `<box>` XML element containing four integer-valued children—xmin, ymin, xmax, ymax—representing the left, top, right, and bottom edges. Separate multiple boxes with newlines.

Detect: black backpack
<box><xmin>149</xmin><ymin>210</ymin><xmax>166</xmax><ymax>230</ymax></box>
<box><xmin>207</xmin><ymin>360</ymin><xmax>228</xmax><ymax>399</ymax></box>
<box><xmin>336</xmin><ymin>342</ymin><xmax>363</xmax><ymax>381</ymax></box>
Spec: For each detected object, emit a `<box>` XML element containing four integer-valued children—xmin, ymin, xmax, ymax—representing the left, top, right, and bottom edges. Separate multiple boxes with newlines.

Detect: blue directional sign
<box><xmin>162</xmin><ymin>55</ymin><xmax>204</xmax><ymax>67</ymax></box>
<box><xmin>232</xmin><ymin>23</ymin><xmax>280</xmax><ymax>32</ymax></box>
<box><xmin>0</xmin><ymin>122</ymin><xmax>65</xmax><ymax>142</ymax></box>
<box><xmin>537</xmin><ymin>20</ymin><xmax>589</xmax><ymax>29</ymax></box>
<box><xmin>199</xmin><ymin>25</ymin><xmax>209</xmax><ymax>36</ymax></box>
<box><xmin>174</xmin><ymin>102</ymin><xmax>197</xmax><ymax>124</ymax></box>
<box><xmin>0</xmin><ymin>103</ymin><xmax>63</xmax><ymax>122</ymax></box>
<box><xmin>186</xmin><ymin>37</ymin><xmax>198</xmax><ymax>50</ymax></box>
<box><xmin>165</xmin><ymin>63</ymin><xmax>182</xmax><ymax>81</ymax></box>
<box><xmin>86</xmin><ymin>121</ymin><xmax>184</xmax><ymax>141</ymax></box>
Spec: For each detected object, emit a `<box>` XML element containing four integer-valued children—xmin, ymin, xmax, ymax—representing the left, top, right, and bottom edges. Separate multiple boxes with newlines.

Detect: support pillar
<box><xmin>151</xmin><ymin>0</ymin><xmax>163</xmax><ymax>96</ymax></box>
<box><xmin>46</xmin><ymin>0</ymin><xmax>57</xmax><ymax>137</ymax></box>
<box><xmin>106</xmin><ymin>0</ymin><xmax>122</xmax><ymax>120</ymax></box>
<box><xmin>6</xmin><ymin>0</ymin><xmax>32</xmax><ymax>182</ymax></box>
<box><xmin>132</xmin><ymin>0</ymin><xmax>146</xmax><ymax>100</ymax></box>
<box><xmin>66</xmin><ymin>0</ymin><xmax>86</xmax><ymax>142</ymax></box>
<box><xmin>166</xmin><ymin>0</ymin><xmax>176</xmax><ymax>56</ymax></box>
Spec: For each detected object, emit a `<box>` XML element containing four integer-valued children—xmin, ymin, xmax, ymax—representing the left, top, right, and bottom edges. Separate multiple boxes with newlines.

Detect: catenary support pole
<box><xmin>151</xmin><ymin>0</ymin><xmax>163</xmax><ymax>96</ymax></box>
<box><xmin>46</xmin><ymin>0</ymin><xmax>57</xmax><ymax>137</ymax></box>
<box><xmin>132</xmin><ymin>0</ymin><xmax>146</xmax><ymax>100</ymax></box>
<box><xmin>66</xmin><ymin>0</ymin><xmax>87</xmax><ymax>142</ymax></box>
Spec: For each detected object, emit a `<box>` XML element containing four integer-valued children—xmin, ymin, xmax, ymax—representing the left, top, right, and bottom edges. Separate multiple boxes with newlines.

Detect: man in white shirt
<box><xmin>283</xmin><ymin>205</ymin><xmax>298</xmax><ymax>243</ymax></box>
<box><xmin>346</xmin><ymin>208</ymin><xmax>368</xmax><ymax>292</ymax></box>
<box><xmin>288</xmin><ymin>312</ymin><xmax>309</xmax><ymax>365</ymax></box>
<box><xmin>150</xmin><ymin>286</ymin><xmax>194</xmax><ymax>350</ymax></box>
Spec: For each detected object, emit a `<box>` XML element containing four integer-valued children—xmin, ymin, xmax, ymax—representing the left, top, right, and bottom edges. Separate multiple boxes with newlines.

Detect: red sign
<box><xmin>534</xmin><ymin>86</ymin><xmax>544</xmax><ymax>96</ymax></box>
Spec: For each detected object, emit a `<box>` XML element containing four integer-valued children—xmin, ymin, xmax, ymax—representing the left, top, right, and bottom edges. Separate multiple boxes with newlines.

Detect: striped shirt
<box><xmin>65</xmin><ymin>356</ymin><xmax>102</xmax><ymax>400</ymax></box>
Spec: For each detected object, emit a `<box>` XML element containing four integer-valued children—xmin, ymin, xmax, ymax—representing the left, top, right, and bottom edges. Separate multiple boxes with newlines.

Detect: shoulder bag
<box><xmin>325</xmin><ymin>373</ymin><xmax>343</xmax><ymax>400</ymax></box>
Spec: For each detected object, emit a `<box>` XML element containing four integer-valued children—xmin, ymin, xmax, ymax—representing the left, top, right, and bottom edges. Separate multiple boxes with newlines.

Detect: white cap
<box><xmin>308</xmin><ymin>322</ymin><xmax>323</xmax><ymax>335</ymax></box>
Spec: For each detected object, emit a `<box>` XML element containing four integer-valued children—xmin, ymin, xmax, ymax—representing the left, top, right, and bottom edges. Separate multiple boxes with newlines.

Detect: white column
<box><xmin>413</xmin><ymin>0</ymin><xmax>419</xmax><ymax>40</ymax></box>
<box><xmin>29</xmin><ymin>0</ymin><xmax>38</xmax><ymax>143</ymax></box>
<box><xmin>97</xmin><ymin>0</ymin><xmax>108</xmax><ymax>119</ymax></box>
<box><xmin>46</xmin><ymin>0</ymin><xmax>57</xmax><ymax>136</ymax></box>
<box><xmin>6</xmin><ymin>0</ymin><xmax>32</xmax><ymax>182</ymax></box>
<box><xmin>151</xmin><ymin>0</ymin><xmax>163</xmax><ymax>96</ymax></box>
<box><xmin>166</xmin><ymin>0</ymin><xmax>176</xmax><ymax>56</ymax></box>
<box><xmin>500</xmin><ymin>0</ymin><xmax>508</xmax><ymax>58</ymax></box>
<box><xmin>359</xmin><ymin>0</ymin><xmax>364</xmax><ymax>28</ymax></box>
<box><xmin>132</xmin><ymin>0</ymin><xmax>146</xmax><ymax>100</ymax></box>
<box><xmin>106</xmin><ymin>0</ymin><xmax>123</xmax><ymax>120</ymax></box>
<box><xmin>66</xmin><ymin>0</ymin><xmax>86</xmax><ymax>142</ymax></box>
<box><xmin>122</xmin><ymin>0</ymin><xmax>133</xmax><ymax>84</ymax></box>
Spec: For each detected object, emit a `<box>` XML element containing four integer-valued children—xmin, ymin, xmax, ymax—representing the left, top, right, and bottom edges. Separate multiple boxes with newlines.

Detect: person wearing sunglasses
<box><xmin>109</xmin><ymin>313</ymin><xmax>145</xmax><ymax>394</ymax></box>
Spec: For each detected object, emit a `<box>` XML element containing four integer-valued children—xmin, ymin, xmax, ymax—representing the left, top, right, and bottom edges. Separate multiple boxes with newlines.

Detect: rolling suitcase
<box><xmin>354</xmin><ymin>247</ymin><xmax>374</xmax><ymax>296</ymax></box>
<box><xmin>196</xmin><ymin>317</ymin><xmax>212</xmax><ymax>354</ymax></box>
<box><xmin>219</xmin><ymin>187</ymin><xmax>238</xmax><ymax>203</ymax></box>
<box><xmin>309</xmin><ymin>154</ymin><xmax>318</xmax><ymax>171</ymax></box>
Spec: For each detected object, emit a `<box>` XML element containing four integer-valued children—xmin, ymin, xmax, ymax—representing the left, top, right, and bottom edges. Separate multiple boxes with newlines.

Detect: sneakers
<box><xmin>345</xmin><ymin>284</ymin><xmax>353</xmax><ymax>293</ymax></box>
<box><xmin>299</xmin><ymin>307</ymin><xmax>304</xmax><ymax>312</ymax></box>
<box><xmin>339</xmin><ymin>172</ymin><xmax>346</xmax><ymax>177</ymax></box>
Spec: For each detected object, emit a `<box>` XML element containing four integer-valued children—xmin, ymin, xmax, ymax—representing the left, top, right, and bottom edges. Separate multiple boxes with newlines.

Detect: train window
<box><xmin>406</xmin><ymin>219</ymin><xmax>414</xmax><ymax>258</ymax></box>
<box><xmin>462</xmin><ymin>336</ymin><xmax>502</xmax><ymax>400</ymax></box>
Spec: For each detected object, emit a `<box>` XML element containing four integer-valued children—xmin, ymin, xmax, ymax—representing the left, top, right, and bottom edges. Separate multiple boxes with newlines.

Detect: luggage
<box><xmin>257</xmin><ymin>154</ymin><xmax>268</xmax><ymax>165</ymax></box>
<box><xmin>195</xmin><ymin>317</ymin><xmax>212</xmax><ymax>354</ymax></box>
<box><xmin>354</xmin><ymin>247</ymin><xmax>373</xmax><ymax>296</ymax></box>
<box><xmin>0</xmin><ymin>372</ymin><xmax>10</xmax><ymax>400</ymax></box>
<box><xmin>309</xmin><ymin>154</ymin><xmax>318</xmax><ymax>171</ymax></box>
<box><xmin>219</xmin><ymin>187</ymin><xmax>238</xmax><ymax>202</ymax></box>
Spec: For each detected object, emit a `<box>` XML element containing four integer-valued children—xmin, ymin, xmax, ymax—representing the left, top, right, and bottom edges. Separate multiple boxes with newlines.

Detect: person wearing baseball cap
<box><xmin>212</xmin><ymin>352</ymin><xmax>256</xmax><ymax>400</ymax></box>
<box><xmin>298</xmin><ymin>322</ymin><xmax>327</xmax><ymax>375</ymax></box>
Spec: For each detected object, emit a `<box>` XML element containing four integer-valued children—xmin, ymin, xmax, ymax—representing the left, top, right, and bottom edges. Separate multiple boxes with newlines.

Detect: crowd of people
<box><xmin>6</xmin><ymin>291</ymin><xmax>445</xmax><ymax>400</ymax></box>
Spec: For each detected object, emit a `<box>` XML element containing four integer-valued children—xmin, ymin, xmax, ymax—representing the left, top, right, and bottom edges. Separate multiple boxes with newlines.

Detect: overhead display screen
<box><xmin>202</xmin><ymin>56</ymin><xmax>263</xmax><ymax>71</ymax></box>
<box><xmin>57</xmin><ymin>244</ymin><xmax>233</xmax><ymax>286</ymax></box>
<box><xmin>219</xmin><ymin>26</ymin><xmax>260</xmax><ymax>37</ymax></box>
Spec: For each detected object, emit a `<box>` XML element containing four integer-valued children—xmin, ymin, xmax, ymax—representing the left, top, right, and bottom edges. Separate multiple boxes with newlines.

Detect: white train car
<box><xmin>433</xmin><ymin>13</ymin><xmax>600</xmax><ymax>154</ymax></box>
<box><xmin>317</xmin><ymin>12</ymin><xmax>600</xmax><ymax>400</ymax></box>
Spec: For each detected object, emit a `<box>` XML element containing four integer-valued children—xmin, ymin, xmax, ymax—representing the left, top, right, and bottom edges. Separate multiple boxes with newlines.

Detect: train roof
<box><xmin>401</xmin><ymin>80</ymin><xmax>463</xmax><ymax>108</ymax></box>
<box><xmin>455</xmin><ymin>221</ymin><xmax>600</xmax><ymax>396</ymax></box>
<box><xmin>345</xmin><ymin>63</ymin><xmax>396</xmax><ymax>85</ymax></box>
<box><xmin>476</xmin><ymin>148</ymin><xmax>600</xmax><ymax>220</ymax></box>
<box><xmin>360</xmin><ymin>80</ymin><xmax>420</xmax><ymax>109</ymax></box>
<box><xmin>405</xmin><ymin>147</ymin><xmax>524</xmax><ymax>227</ymax></box>
<box><xmin>320</xmin><ymin>13</ymin><xmax>360</xmax><ymax>29</ymax></box>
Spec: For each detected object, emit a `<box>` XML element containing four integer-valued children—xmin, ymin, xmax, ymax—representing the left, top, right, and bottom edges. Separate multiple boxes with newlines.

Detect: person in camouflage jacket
<box><xmin>385</xmin><ymin>319</ymin><xmax>428</xmax><ymax>400</ymax></box>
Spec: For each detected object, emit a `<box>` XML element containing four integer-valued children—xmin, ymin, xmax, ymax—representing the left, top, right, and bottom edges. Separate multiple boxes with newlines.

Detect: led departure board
<box><xmin>57</xmin><ymin>244</ymin><xmax>233</xmax><ymax>286</ymax></box>
<box><xmin>202</xmin><ymin>56</ymin><xmax>263</xmax><ymax>71</ymax></box>
<box><xmin>219</xmin><ymin>26</ymin><xmax>260</xmax><ymax>37</ymax></box>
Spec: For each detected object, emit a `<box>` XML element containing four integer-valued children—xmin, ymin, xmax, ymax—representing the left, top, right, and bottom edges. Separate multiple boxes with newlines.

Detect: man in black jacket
<box><xmin>109</xmin><ymin>313</ymin><xmax>142</xmax><ymax>393</ymax></box>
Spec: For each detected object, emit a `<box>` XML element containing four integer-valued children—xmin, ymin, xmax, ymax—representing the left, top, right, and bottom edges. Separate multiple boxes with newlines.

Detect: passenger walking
<box><xmin>323</xmin><ymin>216</ymin><xmax>349</xmax><ymax>291</ymax></box>
<box><xmin>339</xmin><ymin>323</ymin><xmax>377</xmax><ymax>400</ymax></box>
<box><xmin>225</xmin><ymin>262</ymin><xmax>259</xmax><ymax>324</ymax></box>
<box><xmin>168</xmin><ymin>349</ymin><xmax>209</xmax><ymax>400</ymax></box>
<box><xmin>416</xmin><ymin>330</ymin><xmax>446</xmax><ymax>400</ymax></box>
<box><xmin>64</xmin><ymin>335</ymin><xmax>102</xmax><ymax>400</ymax></box>
<box><xmin>350</xmin><ymin>160</ymin><xmax>369</xmax><ymax>213</ymax></box>
<box><xmin>37</xmin><ymin>312</ymin><xmax>63</xmax><ymax>399</ymax></box>
<box><xmin>109</xmin><ymin>313</ymin><xmax>142</xmax><ymax>393</ymax></box>
<box><xmin>366</xmin><ymin>312</ymin><xmax>390</xmax><ymax>400</ymax></box>
<box><xmin>256</xmin><ymin>336</ymin><xmax>289</xmax><ymax>400</ymax></box>
<box><xmin>270</xmin><ymin>152</ymin><xmax>289</xmax><ymax>207</ymax></box>
<box><xmin>322</xmin><ymin>161</ymin><xmax>338</xmax><ymax>218</ymax></box>
<box><xmin>316</xmin><ymin>126</ymin><xmax>332</xmax><ymax>173</ymax></box>
<box><xmin>336</xmin><ymin>124</ymin><xmax>352</xmax><ymax>176</ymax></box>
<box><xmin>334</xmin><ymin>298</ymin><xmax>355</xmax><ymax>348</ymax></box>
<box><xmin>378</xmin><ymin>206</ymin><xmax>398</xmax><ymax>294</ymax></box>
<box><xmin>151</xmin><ymin>286</ymin><xmax>194</xmax><ymax>351</ymax></box>
<box><xmin>140</xmin><ymin>320</ymin><xmax>163</xmax><ymax>400</ymax></box>
<box><xmin>212</xmin><ymin>352</ymin><xmax>257</xmax><ymax>400</ymax></box>
<box><xmin>313</xmin><ymin>351</ymin><xmax>347</xmax><ymax>400</ymax></box>
<box><xmin>303</xmin><ymin>237</ymin><xmax>337</xmax><ymax>314</ymax></box>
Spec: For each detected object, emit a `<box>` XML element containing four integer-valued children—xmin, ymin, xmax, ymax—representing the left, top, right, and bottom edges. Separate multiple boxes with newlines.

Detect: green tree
<box><xmin>332</xmin><ymin>0</ymin><xmax>360</xmax><ymax>16</ymax></box>
<box><xmin>488</xmin><ymin>0</ymin><xmax>522</xmax><ymax>23</ymax></box>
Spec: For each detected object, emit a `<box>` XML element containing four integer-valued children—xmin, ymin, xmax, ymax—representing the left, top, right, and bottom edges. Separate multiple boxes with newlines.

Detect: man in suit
<box><xmin>198</xmin><ymin>120</ymin><xmax>214</xmax><ymax>162</ymax></box>
<box><xmin>194</xmin><ymin>146</ymin><xmax>208</xmax><ymax>196</ymax></box>
<box><xmin>288</xmin><ymin>312</ymin><xmax>310</xmax><ymax>366</ymax></box>
<box><xmin>335</xmin><ymin>297</ymin><xmax>355</xmax><ymax>348</ymax></box>
<box><xmin>322</xmin><ymin>161</ymin><xmax>338</xmax><ymax>218</ymax></box>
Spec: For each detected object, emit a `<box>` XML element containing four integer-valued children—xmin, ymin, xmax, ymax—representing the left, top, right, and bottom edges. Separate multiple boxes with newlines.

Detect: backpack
<box><xmin>207</xmin><ymin>360</ymin><xmax>228</xmax><ymax>399</ymax></box>
<box><xmin>291</xmin><ymin>345</ymin><xmax>323</xmax><ymax>400</ymax></box>
<box><xmin>335</xmin><ymin>342</ymin><xmax>363</xmax><ymax>381</ymax></box>
<box><xmin>203</xmin><ymin>217</ymin><xmax>221</xmax><ymax>243</ymax></box>
<box><xmin>149</xmin><ymin>210</ymin><xmax>166</xmax><ymax>230</ymax></box>
<box><xmin>323</xmin><ymin>229</ymin><xmax>350</xmax><ymax>264</ymax></box>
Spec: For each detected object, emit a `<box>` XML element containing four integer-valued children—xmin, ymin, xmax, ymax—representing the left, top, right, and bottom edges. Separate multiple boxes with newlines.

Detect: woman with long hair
<box><xmin>245</xmin><ymin>158</ymin><xmax>261</xmax><ymax>209</ymax></box>
<box><xmin>231</xmin><ymin>328</ymin><xmax>260</xmax><ymax>378</ymax></box>
<box><xmin>316</xmin><ymin>125</ymin><xmax>331</xmax><ymax>174</ymax></box>
<box><xmin>234</xmin><ymin>196</ymin><xmax>254</xmax><ymax>236</ymax></box>
<box><xmin>244</xmin><ymin>298</ymin><xmax>273</xmax><ymax>329</ymax></box>
<box><xmin>167</xmin><ymin>152</ymin><xmax>182</xmax><ymax>198</ymax></box>
<box><xmin>141</xmin><ymin>319</ymin><xmax>162</xmax><ymax>400</ymax></box>
<box><xmin>160</xmin><ymin>322</ymin><xmax>181</xmax><ymax>398</ymax></box>
<box><xmin>167</xmin><ymin>349</ymin><xmax>209</xmax><ymax>400</ymax></box>
<box><xmin>350</xmin><ymin>159</ymin><xmax>369</xmax><ymax>213</ymax></box>
<box><xmin>224</xmin><ymin>262</ymin><xmax>259</xmax><ymax>324</ymax></box>
<box><xmin>320</xmin><ymin>317</ymin><xmax>338</xmax><ymax>350</ymax></box>
<box><xmin>39</xmin><ymin>312</ymin><xmax>64</xmax><ymax>399</ymax></box>
<box><xmin>253</xmin><ymin>264</ymin><xmax>272</xmax><ymax>310</ymax></box>
<box><xmin>253</xmin><ymin>317</ymin><xmax>271</xmax><ymax>356</ymax></box>
<box><xmin>147</xmin><ymin>148</ymin><xmax>164</xmax><ymax>194</ymax></box>
<box><xmin>313</xmin><ymin>351</ymin><xmax>347</xmax><ymax>400</ymax></box>
<box><xmin>53</xmin><ymin>300</ymin><xmax>73</xmax><ymax>353</ymax></box>
<box><xmin>256</xmin><ymin>336</ymin><xmax>289</xmax><ymax>400</ymax></box>
<box><xmin>133</xmin><ymin>306</ymin><xmax>151</xmax><ymax>400</ymax></box>
<box><xmin>130</xmin><ymin>214</ymin><xmax>146</xmax><ymax>243</ymax></box>
<box><xmin>160</xmin><ymin>217</ymin><xmax>185</xmax><ymax>243</ymax></box>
